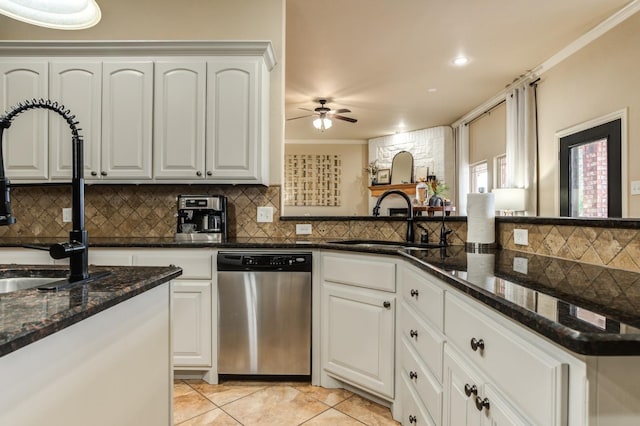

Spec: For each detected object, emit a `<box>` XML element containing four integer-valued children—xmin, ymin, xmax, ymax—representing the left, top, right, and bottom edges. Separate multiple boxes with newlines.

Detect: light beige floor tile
<box><xmin>174</xmin><ymin>387</ymin><xmax>218</xmax><ymax>425</ymax></box>
<box><xmin>175</xmin><ymin>380</ymin><xmax>196</xmax><ymax>398</ymax></box>
<box><xmin>185</xmin><ymin>380</ymin><xmax>266</xmax><ymax>406</ymax></box>
<box><xmin>334</xmin><ymin>395</ymin><xmax>400</xmax><ymax>426</ymax></box>
<box><xmin>177</xmin><ymin>407</ymin><xmax>241</xmax><ymax>425</ymax></box>
<box><xmin>222</xmin><ymin>385</ymin><xmax>330</xmax><ymax>425</ymax></box>
<box><xmin>295</xmin><ymin>384</ymin><xmax>354</xmax><ymax>406</ymax></box>
<box><xmin>302</xmin><ymin>408</ymin><xmax>365</xmax><ymax>425</ymax></box>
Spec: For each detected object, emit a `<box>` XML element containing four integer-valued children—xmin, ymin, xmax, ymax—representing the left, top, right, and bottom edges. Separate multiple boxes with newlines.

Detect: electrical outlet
<box><xmin>632</xmin><ymin>180</ymin><xmax>640</xmax><ymax>195</ymax></box>
<box><xmin>62</xmin><ymin>208</ymin><xmax>72</xmax><ymax>223</ymax></box>
<box><xmin>513</xmin><ymin>257</ymin><xmax>528</xmax><ymax>274</ymax></box>
<box><xmin>296</xmin><ymin>224</ymin><xmax>312</xmax><ymax>235</ymax></box>
<box><xmin>256</xmin><ymin>206</ymin><xmax>273</xmax><ymax>223</ymax></box>
<box><xmin>513</xmin><ymin>228</ymin><xmax>529</xmax><ymax>246</ymax></box>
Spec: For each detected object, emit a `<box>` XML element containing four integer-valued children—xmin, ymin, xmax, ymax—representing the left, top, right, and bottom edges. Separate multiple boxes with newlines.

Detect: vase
<box><xmin>428</xmin><ymin>194</ymin><xmax>443</xmax><ymax>207</ymax></box>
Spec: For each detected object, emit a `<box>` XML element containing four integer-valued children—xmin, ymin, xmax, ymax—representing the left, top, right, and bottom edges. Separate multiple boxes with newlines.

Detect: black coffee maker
<box><xmin>175</xmin><ymin>195</ymin><xmax>227</xmax><ymax>242</ymax></box>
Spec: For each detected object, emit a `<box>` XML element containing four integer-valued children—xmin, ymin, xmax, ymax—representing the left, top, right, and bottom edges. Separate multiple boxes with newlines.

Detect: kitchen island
<box><xmin>0</xmin><ymin>263</ymin><xmax>182</xmax><ymax>426</ymax></box>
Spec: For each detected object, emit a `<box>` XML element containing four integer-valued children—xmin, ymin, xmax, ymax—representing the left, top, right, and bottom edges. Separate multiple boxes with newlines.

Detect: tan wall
<box><xmin>469</xmin><ymin>101</ymin><xmax>507</xmax><ymax>190</ymax></box>
<box><xmin>284</xmin><ymin>142</ymin><xmax>369</xmax><ymax>216</ymax></box>
<box><xmin>537</xmin><ymin>11</ymin><xmax>640</xmax><ymax>217</ymax></box>
<box><xmin>0</xmin><ymin>0</ymin><xmax>286</xmax><ymax>184</ymax></box>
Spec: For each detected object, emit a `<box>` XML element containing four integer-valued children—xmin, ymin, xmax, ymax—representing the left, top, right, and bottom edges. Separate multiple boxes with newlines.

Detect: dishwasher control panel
<box><xmin>217</xmin><ymin>252</ymin><xmax>312</xmax><ymax>272</ymax></box>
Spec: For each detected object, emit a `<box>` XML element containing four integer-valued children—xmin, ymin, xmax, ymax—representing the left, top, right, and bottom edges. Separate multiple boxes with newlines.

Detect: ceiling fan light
<box><xmin>0</xmin><ymin>0</ymin><xmax>101</xmax><ymax>30</ymax></box>
<box><xmin>313</xmin><ymin>117</ymin><xmax>332</xmax><ymax>130</ymax></box>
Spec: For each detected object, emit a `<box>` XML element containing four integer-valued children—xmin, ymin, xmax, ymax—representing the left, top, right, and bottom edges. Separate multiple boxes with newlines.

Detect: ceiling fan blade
<box><xmin>298</xmin><ymin>107</ymin><xmax>315</xmax><ymax>112</ymax></box>
<box><xmin>330</xmin><ymin>108</ymin><xmax>351</xmax><ymax>114</ymax></box>
<box><xmin>333</xmin><ymin>115</ymin><xmax>358</xmax><ymax>123</ymax></box>
<box><xmin>286</xmin><ymin>114</ymin><xmax>313</xmax><ymax>121</ymax></box>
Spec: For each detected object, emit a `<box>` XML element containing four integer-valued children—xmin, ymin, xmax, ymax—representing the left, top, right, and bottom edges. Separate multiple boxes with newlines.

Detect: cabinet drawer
<box><xmin>399</xmin><ymin>373</ymin><xmax>436</xmax><ymax>426</ymax></box>
<box><xmin>400</xmin><ymin>266</ymin><xmax>444</xmax><ymax>330</ymax></box>
<box><xmin>399</xmin><ymin>302</ymin><xmax>445</xmax><ymax>383</ymax></box>
<box><xmin>444</xmin><ymin>292</ymin><xmax>567</xmax><ymax>426</ymax></box>
<box><xmin>400</xmin><ymin>337</ymin><xmax>442</xmax><ymax>425</ymax></box>
<box><xmin>132</xmin><ymin>250</ymin><xmax>212</xmax><ymax>279</ymax></box>
<box><xmin>322</xmin><ymin>252</ymin><xmax>395</xmax><ymax>292</ymax></box>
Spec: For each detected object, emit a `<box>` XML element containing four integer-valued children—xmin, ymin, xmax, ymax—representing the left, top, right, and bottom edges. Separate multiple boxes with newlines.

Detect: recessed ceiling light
<box><xmin>453</xmin><ymin>56</ymin><xmax>469</xmax><ymax>66</ymax></box>
<box><xmin>427</xmin><ymin>88</ymin><xmax>438</xmax><ymax>93</ymax></box>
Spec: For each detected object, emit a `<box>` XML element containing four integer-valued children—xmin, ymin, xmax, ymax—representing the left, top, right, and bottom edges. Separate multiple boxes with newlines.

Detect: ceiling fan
<box><xmin>287</xmin><ymin>99</ymin><xmax>357</xmax><ymax>131</ymax></box>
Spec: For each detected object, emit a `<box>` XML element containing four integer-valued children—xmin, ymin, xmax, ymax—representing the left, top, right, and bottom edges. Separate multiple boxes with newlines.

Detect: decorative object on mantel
<box><xmin>390</xmin><ymin>150</ymin><xmax>414</xmax><ymax>184</ymax></box>
<box><xmin>376</xmin><ymin>168</ymin><xmax>391</xmax><ymax>185</ymax></box>
<box><xmin>364</xmin><ymin>159</ymin><xmax>379</xmax><ymax>185</ymax></box>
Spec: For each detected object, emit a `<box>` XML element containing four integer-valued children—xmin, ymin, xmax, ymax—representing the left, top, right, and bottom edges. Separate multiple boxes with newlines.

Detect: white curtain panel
<box><xmin>505</xmin><ymin>81</ymin><xmax>538</xmax><ymax>215</ymax></box>
<box><xmin>456</xmin><ymin>123</ymin><xmax>470</xmax><ymax>215</ymax></box>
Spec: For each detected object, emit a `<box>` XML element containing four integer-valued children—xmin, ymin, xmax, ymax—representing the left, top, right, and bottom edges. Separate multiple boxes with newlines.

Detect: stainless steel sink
<box><xmin>330</xmin><ymin>240</ymin><xmax>444</xmax><ymax>250</ymax></box>
<box><xmin>0</xmin><ymin>277</ymin><xmax>66</xmax><ymax>294</ymax></box>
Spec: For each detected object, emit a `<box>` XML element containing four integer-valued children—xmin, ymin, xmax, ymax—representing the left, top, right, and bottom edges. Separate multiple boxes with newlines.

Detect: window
<box><xmin>559</xmin><ymin>119</ymin><xmax>621</xmax><ymax>218</ymax></box>
<box><xmin>495</xmin><ymin>154</ymin><xmax>507</xmax><ymax>189</ymax></box>
<box><xmin>470</xmin><ymin>161</ymin><xmax>488</xmax><ymax>193</ymax></box>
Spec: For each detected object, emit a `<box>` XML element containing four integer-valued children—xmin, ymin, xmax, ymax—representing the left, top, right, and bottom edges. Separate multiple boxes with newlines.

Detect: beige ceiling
<box><xmin>285</xmin><ymin>0</ymin><xmax>633</xmax><ymax>140</ymax></box>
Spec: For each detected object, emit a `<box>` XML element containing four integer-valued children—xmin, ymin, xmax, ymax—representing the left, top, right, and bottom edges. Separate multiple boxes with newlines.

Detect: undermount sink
<box><xmin>0</xmin><ymin>276</ymin><xmax>66</xmax><ymax>294</ymax></box>
<box><xmin>330</xmin><ymin>240</ymin><xmax>445</xmax><ymax>250</ymax></box>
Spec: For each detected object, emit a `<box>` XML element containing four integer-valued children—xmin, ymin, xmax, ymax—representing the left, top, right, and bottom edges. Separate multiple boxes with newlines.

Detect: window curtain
<box><xmin>505</xmin><ymin>80</ymin><xmax>538</xmax><ymax>215</ymax></box>
<box><xmin>456</xmin><ymin>123</ymin><xmax>470</xmax><ymax>215</ymax></box>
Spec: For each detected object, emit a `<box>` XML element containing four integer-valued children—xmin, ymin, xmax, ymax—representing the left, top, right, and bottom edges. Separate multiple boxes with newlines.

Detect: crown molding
<box><xmin>0</xmin><ymin>40</ymin><xmax>277</xmax><ymax>70</ymax></box>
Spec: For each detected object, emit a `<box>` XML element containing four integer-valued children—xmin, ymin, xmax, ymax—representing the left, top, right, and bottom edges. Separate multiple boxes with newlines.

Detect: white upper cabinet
<box><xmin>0</xmin><ymin>61</ymin><xmax>48</xmax><ymax>180</ymax></box>
<box><xmin>206</xmin><ymin>58</ymin><xmax>269</xmax><ymax>184</ymax></box>
<box><xmin>153</xmin><ymin>61</ymin><xmax>206</xmax><ymax>179</ymax></box>
<box><xmin>49</xmin><ymin>61</ymin><xmax>102</xmax><ymax>180</ymax></box>
<box><xmin>0</xmin><ymin>41</ymin><xmax>274</xmax><ymax>184</ymax></box>
<box><xmin>101</xmin><ymin>61</ymin><xmax>153</xmax><ymax>180</ymax></box>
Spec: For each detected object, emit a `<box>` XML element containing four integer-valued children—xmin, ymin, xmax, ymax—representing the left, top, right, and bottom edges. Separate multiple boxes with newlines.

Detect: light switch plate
<box><xmin>632</xmin><ymin>180</ymin><xmax>640</xmax><ymax>195</ymax></box>
<box><xmin>256</xmin><ymin>206</ymin><xmax>274</xmax><ymax>223</ymax></box>
<box><xmin>513</xmin><ymin>228</ymin><xmax>529</xmax><ymax>245</ymax></box>
<box><xmin>62</xmin><ymin>208</ymin><xmax>72</xmax><ymax>223</ymax></box>
<box><xmin>296</xmin><ymin>224</ymin><xmax>312</xmax><ymax>235</ymax></box>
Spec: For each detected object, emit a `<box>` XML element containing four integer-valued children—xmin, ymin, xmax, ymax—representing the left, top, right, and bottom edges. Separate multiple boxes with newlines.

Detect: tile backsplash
<box><xmin>3</xmin><ymin>184</ymin><xmax>640</xmax><ymax>273</ymax></box>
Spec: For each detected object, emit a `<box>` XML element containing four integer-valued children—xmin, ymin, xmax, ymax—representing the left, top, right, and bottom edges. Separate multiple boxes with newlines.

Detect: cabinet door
<box><xmin>172</xmin><ymin>280</ymin><xmax>212</xmax><ymax>367</ymax></box>
<box><xmin>322</xmin><ymin>281</ymin><xmax>395</xmax><ymax>399</ymax></box>
<box><xmin>0</xmin><ymin>61</ymin><xmax>48</xmax><ymax>180</ymax></box>
<box><xmin>206</xmin><ymin>59</ymin><xmax>265</xmax><ymax>182</ymax></box>
<box><xmin>443</xmin><ymin>346</ymin><xmax>482</xmax><ymax>426</ymax></box>
<box><xmin>49</xmin><ymin>61</ymin><xmax>102</xmax><ymax>180</ymax></box>
<box><xmin>153</xmin><ymin>61</ymin><xmax>206</xmax><ymax>179</ymax></box>
<box><xmin>481</xmin><ymin>384</ymin><xmax>531</xmax><ymax>426</ymax></box>
<box><xmin>101</xmin><ymin>61</ymin><xmax>153</xmax><ymax>180</ymax></box>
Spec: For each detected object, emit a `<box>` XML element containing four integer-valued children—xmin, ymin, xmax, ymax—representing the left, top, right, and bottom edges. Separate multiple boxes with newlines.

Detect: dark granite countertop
<box><xmin>1</xmin><ymin>237</ymin><xmax>640</xmax><ymax>356</ymax></box>
<box><xmin>0</xmin><ymin>264</ymin><xmax>182</xmax><ymax>357</ymax></box>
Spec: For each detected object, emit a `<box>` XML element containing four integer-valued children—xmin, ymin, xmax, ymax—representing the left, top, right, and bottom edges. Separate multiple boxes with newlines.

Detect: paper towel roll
<box><xmin>466</xmin><ymin>193</ymin><xmax>495</xmax><ymax>244</ymax></box>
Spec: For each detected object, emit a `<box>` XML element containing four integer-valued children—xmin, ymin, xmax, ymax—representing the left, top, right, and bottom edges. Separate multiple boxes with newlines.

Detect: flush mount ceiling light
<box><xmin>452</xmin><ymin>55</ymin><xmax>469</xmax><ymax>66</ymax></box>
<box><xmin>313</xmin><ymin>116</ymin><xmax>332</xmax><ymax>131</ymax></box>
<box><xmin>0</xmin><ymin>0</ymin><xmax>101</xmax><ymax>30</ymax></box>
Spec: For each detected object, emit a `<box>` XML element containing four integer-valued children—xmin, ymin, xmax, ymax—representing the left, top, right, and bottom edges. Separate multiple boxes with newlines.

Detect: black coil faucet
<box><xmin>0</xmin><ymin>99</ymin><xmax>89</xmax><ymax>282</ymax></box>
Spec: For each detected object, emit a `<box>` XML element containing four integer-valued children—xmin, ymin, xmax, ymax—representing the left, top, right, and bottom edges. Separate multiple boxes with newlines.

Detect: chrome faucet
<box><xmin>372</xmin><ymin>189</ymin><xmax>414</xmax><ymax>243</ymax></box>
<box><xmin>0</xmin><ymin>99</ymin><xmax>89</xmax><ymax>282</ymax></box>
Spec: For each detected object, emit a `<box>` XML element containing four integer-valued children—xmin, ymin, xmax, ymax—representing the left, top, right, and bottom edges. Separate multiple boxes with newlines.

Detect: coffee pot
<box><xmin>175</xmin><ymin>195</ymin><xmax>227</xmax><ymax>242</ymax></box>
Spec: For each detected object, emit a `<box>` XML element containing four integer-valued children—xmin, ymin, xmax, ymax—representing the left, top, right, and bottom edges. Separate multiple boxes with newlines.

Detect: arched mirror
<box><xmin>390</xmin><ymin>151</ymin><xmax>413</xmax><ymax>184</ymax></box>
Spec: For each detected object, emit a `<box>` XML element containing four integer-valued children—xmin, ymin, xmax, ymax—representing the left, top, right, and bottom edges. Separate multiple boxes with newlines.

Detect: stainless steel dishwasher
<box><xmin>217</xmin><ymin>252</ymin><xmax>312</xmax><ymax>377</ymax></box>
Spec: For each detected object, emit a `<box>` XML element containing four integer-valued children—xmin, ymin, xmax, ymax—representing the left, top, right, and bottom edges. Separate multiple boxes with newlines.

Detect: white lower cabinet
<box><xmin>132</xmin><ymin>249</ymin><xmax>214</xmax><ymax>369</ymax></box>
<box><xmin>171</xmin><ymin>280</ymin><xmax>212</xmax><ymax>367</ymax></box>
<box><xmin>320</xmin><ymin>251</ymin><xmax>396</xmax><ymax>400</ymax></box>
